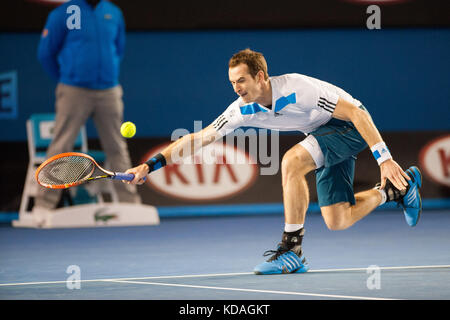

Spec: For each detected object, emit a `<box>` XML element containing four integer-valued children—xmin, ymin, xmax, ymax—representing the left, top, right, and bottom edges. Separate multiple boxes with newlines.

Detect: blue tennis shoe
<box><xmin>377</xmin><ymin>166</ymin><xmax>423</xmax><ymax>227</ymax></box>
<box><xmin>254</xmin><ymin>247</ymin><xmax>309</xmax><ymax>275</ymax></box>
<box><xmin>401</xmin><ymin>166</ymin><xmax>422</xmax><ymax>227</ymax></box>
<box><xmin>254</xmin><ymin>229</ymin><xmax>309</xmax><ymax>275</ymax></box>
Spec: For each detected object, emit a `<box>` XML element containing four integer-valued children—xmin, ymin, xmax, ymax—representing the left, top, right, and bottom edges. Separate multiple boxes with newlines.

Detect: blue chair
<box><xmin>27</xmin><ymin>113</ymin><xmax>106</xmax><ymax>164</ymax></box>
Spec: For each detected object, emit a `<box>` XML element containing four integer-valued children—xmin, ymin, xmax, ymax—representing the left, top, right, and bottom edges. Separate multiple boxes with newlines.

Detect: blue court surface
<box><xmin>1</xmin><ymin>209</ymin><xmax>449</xmax><ymax>302</ymax></box>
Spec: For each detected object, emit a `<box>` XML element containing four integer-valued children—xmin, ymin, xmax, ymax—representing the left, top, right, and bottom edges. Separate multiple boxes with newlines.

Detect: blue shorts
<box><xmin>309</xmin><ymin>105</ymin><xmax>370</xmax><ymax>207</ymax></box>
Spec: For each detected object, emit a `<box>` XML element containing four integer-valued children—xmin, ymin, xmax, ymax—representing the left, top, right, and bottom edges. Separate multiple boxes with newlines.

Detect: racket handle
<box><xmin>112</xmin><ymin>172</ymin><xmax>147</xmax><ymax>182</ymax></box>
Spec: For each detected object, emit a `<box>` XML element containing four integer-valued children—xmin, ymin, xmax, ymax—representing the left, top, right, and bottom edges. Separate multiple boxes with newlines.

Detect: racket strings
<box><xmin>38</xmin><ymin>155</ymin><xmax>95</xmax><ymax>186</ymax></box>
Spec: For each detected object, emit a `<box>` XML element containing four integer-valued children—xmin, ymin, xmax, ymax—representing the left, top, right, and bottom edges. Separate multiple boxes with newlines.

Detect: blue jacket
<box><xmin>37</xmin><ymin>0</ymin><xmax>125</xmax><ymax>89</ymax></box>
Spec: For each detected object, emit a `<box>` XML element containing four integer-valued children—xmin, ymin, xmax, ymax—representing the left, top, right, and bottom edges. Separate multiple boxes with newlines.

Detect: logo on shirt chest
<box><xmin>239</xmin><ymin>93</ymin><xmax>296</xmax><ymax>116</ymax></box>
<box><xmin>274</xmin><ymin>92</ymin><xmax>296</xmax><ymax>112</ymax></box>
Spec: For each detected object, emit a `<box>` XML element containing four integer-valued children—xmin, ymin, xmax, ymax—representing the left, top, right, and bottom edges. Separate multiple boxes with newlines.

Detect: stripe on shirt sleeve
<box><xmin>215</xmin><ymin>120</ymin><xmax>228</xmax><ymax>131</ymax></box>
<box><xmin>318</xmin><ymin>97</ymin><xmax>336</xmax><ymax>113</ymax></box>
<box><xmin>213</xmin><ymin>115</ymin><xmax>226</xmax><ymax>130</ymax></box>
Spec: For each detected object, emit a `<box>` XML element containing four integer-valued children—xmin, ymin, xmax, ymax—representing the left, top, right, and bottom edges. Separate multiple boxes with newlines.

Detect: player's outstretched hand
<box><xmin>379</xmin><ymin>159</ymin><xmax>410</xmax><ymax>191</ymax></box>
<box><xmin>124</xmin><ymin>164</ymin><xmax>149</xmax><ymax>185</ymax></box>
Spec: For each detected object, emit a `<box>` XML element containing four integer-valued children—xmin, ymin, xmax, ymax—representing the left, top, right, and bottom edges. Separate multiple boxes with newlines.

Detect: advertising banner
<box><xmin>0</xmin><ymin>131</ymin><xmax>448</xmax><ymax>216</ymax></box>
<box><xmin>130</xmin><ymin>131</ymin><xmax>450</xmax><ymax>207</ymax></box>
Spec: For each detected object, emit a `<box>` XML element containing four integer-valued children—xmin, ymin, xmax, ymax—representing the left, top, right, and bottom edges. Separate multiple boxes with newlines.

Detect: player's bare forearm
<box><xmin>333</xmin><ymin>98</ymin><xmax>382</xmax><ymax>147</ymax></box>
<box><xmin>159</xmin><ymin>125</ymin><xmax>220</xmax><ymax>165</ymax></box>
<box><xmin>333</xmin><ymin>98</ymin><xmax>409</xmax><ymax>190</ymax></box>
<box><xmin>125</xmin><ymin>125</ymin><xmax>220</xmax><ymax>185</ymax></box>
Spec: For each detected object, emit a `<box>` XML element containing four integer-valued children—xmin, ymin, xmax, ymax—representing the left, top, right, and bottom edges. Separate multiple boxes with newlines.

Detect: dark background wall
<box><xmin>2</xmin><ymin>0</ymin><xmax>450</xmax><ymax>31</ymax></box>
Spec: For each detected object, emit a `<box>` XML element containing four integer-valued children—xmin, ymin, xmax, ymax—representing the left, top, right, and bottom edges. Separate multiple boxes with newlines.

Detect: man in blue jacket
<box><xmin>34</xmin><ymin>0</ymin><xmax>141</xmax><ymax>221</ymax></box>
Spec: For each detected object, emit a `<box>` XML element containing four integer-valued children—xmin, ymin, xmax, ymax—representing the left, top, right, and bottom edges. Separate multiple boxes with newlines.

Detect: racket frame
<box><xmin>36</xmin><ymin>152</ymin><xmax>119</xmax><ymax>189</ymax></box>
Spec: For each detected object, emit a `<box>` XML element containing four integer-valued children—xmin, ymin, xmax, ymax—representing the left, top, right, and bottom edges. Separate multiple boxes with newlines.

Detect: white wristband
<box><xmin>370</xmin><ymin>142</ymin><xmax>392</xmax><ymax>165</ymax></box>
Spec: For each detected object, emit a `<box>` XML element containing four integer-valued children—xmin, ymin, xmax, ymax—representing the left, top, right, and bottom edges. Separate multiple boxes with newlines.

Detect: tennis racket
<box><xmin>36</xmin><ymin>152</ymin><xmax>142</xmax><ymax>189</ymax></box>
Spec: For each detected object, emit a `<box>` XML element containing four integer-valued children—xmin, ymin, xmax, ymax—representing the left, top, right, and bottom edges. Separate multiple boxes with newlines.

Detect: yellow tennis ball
<box><xmin>120</xmin><ymin>121</ymin><xmax>136</xmax><ymax>138</ymax></box>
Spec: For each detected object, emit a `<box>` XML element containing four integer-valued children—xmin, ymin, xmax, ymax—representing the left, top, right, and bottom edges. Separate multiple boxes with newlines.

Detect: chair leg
<box><xmin>19</xmin><ymin>163</ymin><xmax>38</xmax><ymax>217</ymax></box>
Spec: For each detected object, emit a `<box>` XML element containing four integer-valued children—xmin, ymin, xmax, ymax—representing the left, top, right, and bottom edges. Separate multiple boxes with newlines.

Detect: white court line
<box><xmin>0</xmin><ymin>264</ymin><xmax>449</xmax><ymax>287</ymax></box>
<box><xmin>309</xmin><ymin>264</ymin><xmax>450</xmax><ymax>273</ymax></box>
<box><xmin>0</xmin><ymin>272</ymin><xmax>252</xmax><ymax>287</ymax></box>
<box><xmin>105</xmin><ymin>279</ymin><xmax>395</xmax><ymax>300</ymax></box>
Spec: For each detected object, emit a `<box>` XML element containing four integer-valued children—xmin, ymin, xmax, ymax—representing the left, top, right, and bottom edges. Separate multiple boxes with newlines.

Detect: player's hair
<box><xmin>229</xmin><ymin>49</ymin><xmax>269</xmax><ymax>80</ymax></box>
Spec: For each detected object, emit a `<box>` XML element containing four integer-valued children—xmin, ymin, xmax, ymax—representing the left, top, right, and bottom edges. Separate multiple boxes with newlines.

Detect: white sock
<box><xmin>284</xmin><ymin>223</ymin><xmax>304</xmax><ymax>233</ymax></box>
<box><xmin>375</xmin><ymin>187</ymin><xmax>387</xmax><ymax>205</ymax></box>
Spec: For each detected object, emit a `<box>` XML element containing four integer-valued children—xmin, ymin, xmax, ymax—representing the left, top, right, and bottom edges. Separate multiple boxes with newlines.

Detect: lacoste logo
<box><xmin>94</xmin><ymin>208</ymin><xmax>118</xmax><ymax>223</ymax></box>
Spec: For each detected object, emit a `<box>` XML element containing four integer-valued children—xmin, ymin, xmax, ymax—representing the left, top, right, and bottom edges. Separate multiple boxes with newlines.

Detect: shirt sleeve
<box><xmin>211</xmin><ymin>100</ymin><xmax>245</xmax><ymax>137</ymax></box>
<box><xmin>297</xmin><ymin>77</ymin><xmax>340</xmax><ymax>115</ymax></box>
<box><xmin>37</xmin><ymin>9</ymin><xmax>67</xmax><ymax>80</ymax></box>
<box><xmin>316</xmin><ymin>90</ymin><xmax>339</xmax><ymax>114</ymax></box>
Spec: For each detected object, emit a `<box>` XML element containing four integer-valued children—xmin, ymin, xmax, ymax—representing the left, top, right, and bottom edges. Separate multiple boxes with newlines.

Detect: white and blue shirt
<box><xmin>212</xmin><ymin>73</ymin><xmax>361</xmax><ymax>136</ymax></box>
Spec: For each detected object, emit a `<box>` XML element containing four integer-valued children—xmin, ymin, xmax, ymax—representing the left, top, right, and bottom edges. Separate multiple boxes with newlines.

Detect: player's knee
<box><xmin>281</xmin><ymin>149</ymin><xmax>310</xmax><ymax>178</ymax></box>
<box><xmin>324</xmin><ymin>219</ymin><xmax>348</xmax><ymax>231</ymax></box>
<box><xmin>321</xmin><ymin>206</ymin><xmax>351</xmax><ymax>231</ymax></box>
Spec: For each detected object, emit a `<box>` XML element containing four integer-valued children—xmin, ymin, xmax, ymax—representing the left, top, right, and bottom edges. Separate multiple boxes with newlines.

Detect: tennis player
<box><xmin>125</xmin><ymin>49</ymin><xmax>422</xmax><ymax>275</ymax></box>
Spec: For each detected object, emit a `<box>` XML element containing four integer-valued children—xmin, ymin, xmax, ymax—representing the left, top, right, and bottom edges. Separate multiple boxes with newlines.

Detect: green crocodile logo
<box><xmin>94</xmin><ymin>208</ymin><xmax>118</xmax><ymax>223</ymax></box>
